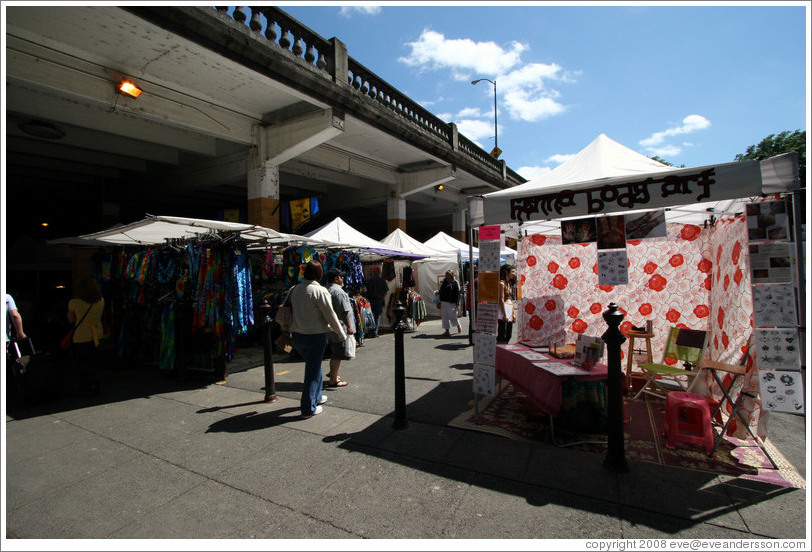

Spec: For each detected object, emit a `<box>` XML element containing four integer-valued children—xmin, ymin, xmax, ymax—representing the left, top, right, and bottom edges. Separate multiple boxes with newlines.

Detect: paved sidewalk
<box><xmin>3</xmin><ymin>317</ymin><xmax>808</xmax><ymax>544</ymax></box>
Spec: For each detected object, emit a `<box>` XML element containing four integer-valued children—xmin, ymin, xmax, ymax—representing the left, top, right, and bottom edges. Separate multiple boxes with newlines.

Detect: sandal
<box><xmin>326</xmin><ymin>380</ymin><xmax>348</xmax><ymax>387</ymax></box>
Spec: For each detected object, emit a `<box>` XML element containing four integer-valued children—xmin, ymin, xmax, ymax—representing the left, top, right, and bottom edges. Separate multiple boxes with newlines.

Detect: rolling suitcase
<box><xmin>7</xmin><ymin>337</ymin><xmax>64</xmax><ymax>405</ymax></box>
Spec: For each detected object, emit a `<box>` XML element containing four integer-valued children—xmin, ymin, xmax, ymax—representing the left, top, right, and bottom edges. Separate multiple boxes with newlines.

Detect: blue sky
<box><xmin>278</xmin><ymin>2</ymin><xmax>808</xmax><ymax>180</ymax></box>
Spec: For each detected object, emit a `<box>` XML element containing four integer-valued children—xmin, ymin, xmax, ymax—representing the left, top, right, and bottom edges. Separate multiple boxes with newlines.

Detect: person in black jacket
<box><xmin>438</xmin><ymin>270</ymin><xmax>462</xmax><ymax>338</ymax></box>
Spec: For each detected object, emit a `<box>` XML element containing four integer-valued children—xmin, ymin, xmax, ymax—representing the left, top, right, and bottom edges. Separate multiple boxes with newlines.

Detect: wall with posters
<box><xmin>516</xmin><ymin>211</ymin><xmax>792</xmax><ymax>439</ymax></box>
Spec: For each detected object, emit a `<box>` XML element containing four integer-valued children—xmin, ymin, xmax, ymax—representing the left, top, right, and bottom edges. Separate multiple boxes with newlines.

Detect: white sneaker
<box><xmin>317</xmin><ymin>395</ymin><xmax>328</xmax><ymax>405</ymax></box>
<box><xmin>301</xmin><ymin>405</ymin><xmax>323</xmax><ymax>418</ymax></box>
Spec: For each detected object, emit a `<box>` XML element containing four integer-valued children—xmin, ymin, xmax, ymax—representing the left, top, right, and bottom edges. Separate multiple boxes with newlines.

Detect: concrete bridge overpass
<box><xmin>4</xmin><ymin>5</ymin><xmax>526</xmax><ymax>244</ymax></box>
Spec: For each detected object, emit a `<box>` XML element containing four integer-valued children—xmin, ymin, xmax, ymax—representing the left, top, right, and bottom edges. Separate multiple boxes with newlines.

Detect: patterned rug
<box><xmin>450</xmin><ymin>382</ymin><xmax>805</xmax><ymax>489</ymax></box>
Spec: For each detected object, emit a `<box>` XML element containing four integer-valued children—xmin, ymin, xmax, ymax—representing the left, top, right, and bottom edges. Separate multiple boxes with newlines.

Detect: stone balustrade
<box><xmin>215</xmin><ymin>6</ymin><xmax>519</xmax><ymax>184</ymax></box>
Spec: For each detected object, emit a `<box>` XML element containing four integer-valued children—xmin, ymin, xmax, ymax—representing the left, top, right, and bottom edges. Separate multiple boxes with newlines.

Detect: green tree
<box><xmin>649</xmin><ymin>155</ymin><xmax>685</xmax><ymax>168</ymax></box>
<box><xmin>735</xmin><ymin>130</ymin><xmax>806</xmax><ymax>186</ymax></box>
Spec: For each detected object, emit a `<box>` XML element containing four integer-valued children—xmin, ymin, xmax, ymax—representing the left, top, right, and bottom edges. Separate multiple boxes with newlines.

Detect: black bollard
<box><xmin>260</xmin><ymin>300</ymin><xmax>278</xmax><ymax>403</ymax></box>
<box><xmin>392</xmin><ymin>300</ymin><xmax>408</xmax><ymax>429</ymax></box>
<box><xmin>601</xmin><ymin>302</ymin><xmax>629</xmax><ymax>473</ymax></box>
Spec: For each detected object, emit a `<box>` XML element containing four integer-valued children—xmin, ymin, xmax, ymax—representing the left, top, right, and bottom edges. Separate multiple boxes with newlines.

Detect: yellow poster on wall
<box><xmin>290</xmin><ymin>198</ymin><xmax>311</xmax><ymax>230</ymax></box>
<box><xmin>478</xmin><ymin>272</ymin><xmax>499</xmax><ymax>303</ymax></box>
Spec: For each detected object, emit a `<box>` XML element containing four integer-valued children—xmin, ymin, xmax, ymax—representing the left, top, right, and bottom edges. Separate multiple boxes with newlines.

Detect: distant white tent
<box><xmin>379</xmin><ymin>229</ymin><xmax>458</xmax><ymax>311</ymax></box>
<box><xmin>424</xmin><ymin>231</ymin><xmax>478</xmax><ymax>260</ymax></box>
<box><xmin>380</xmin><ymin>228</ymin><xmax>456</xmax><ymax>260</ymax></box>
<box><xmin>304</xmin><ymin>217</ymin><xmax>423</xmax><ymax>260</ymax></box>
<box><xmin>424</xmin><ymin>231</ymin><xmax>516</xmax><ymax>262</ymax></box>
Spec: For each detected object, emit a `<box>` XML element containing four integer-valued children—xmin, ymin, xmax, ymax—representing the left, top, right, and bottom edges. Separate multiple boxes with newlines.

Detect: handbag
<box><xmin>274</xmin><ymin>332</ymin><xmax>294</xmax><ymax>353</ymax></box>
<box><xmin>60</xmin><ymin>302</ymin><xmax>94</xmax><ymax>350</ymax></box>
<box><xmin>273</xmin><ymin>289</ymin><xmax>293</xmax><ymax>329</ymax></box>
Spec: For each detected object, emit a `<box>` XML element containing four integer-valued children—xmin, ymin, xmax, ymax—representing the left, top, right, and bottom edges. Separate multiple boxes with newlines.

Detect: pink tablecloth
<box><xmin>495</xmin><ymin>344</ymin><xmax>609</xmax><ymax>416</ymax></box>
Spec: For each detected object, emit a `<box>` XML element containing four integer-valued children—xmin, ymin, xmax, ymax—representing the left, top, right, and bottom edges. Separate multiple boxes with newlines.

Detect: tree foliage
<box><xmin>735</xmin><ymin>130</ymin><xmax>806</xmax><ymax>185</ymax></box>
<box><xmin>649</xmin><ymin>156</ymin><xmax>685</xmax><ymax>168</ymax></box>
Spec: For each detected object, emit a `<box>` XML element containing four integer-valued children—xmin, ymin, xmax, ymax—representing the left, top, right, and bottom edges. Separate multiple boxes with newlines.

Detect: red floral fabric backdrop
<box><xmin>704</xmin><ymin>215</ymin><xmax>765</xmax><ymax>439</ymax></box>
<box><xmin>517</xmin><ymin>217</ymin><xmax>763</xmax><ymax>438</ymax></box>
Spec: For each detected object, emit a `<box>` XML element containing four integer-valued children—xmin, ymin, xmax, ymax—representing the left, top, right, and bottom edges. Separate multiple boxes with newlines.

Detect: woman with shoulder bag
<box><xmin>289</xmin><ymin>260</ymin><xmax>347</xmax><ymax>418</ymax></box>
<box><xmin>67</xmin><ymin>277</ymin><xmax>105</xmax><ymax>395</ymax></box>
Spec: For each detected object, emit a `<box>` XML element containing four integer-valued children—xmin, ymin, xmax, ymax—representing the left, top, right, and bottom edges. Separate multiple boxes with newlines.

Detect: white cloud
<box><xmin>646</xmin><ymin>144</ymin><xmax>683</xmax><ymax>157</ymax></box>
<box><xmin>516</xmin><ymin>166</ymin><xmax>552</xmax><ymax>180</ymax></box>
<box><xmin>639</xmin><ymin>115</ymin><xmax>711</xmax><ymax>147</ymax></box>
<box><xmin>399</xmin><ymin>30</ymin><xmax>526</xmax><ymax>77</ymax></box>
<box><xmin>455</xmin><ymin>119</ymin><xmax>497</xmax><ymax>143</ymax></box>
<box><xmin>456</xmin><ymin>107</ymin><xmax>484</xmax><ymax>118</ymax></box>
<box><xmin>546</xmin><ymin>153</ymin><xmax>575</xmax><ymax>165</ymax></box>
<box><xmin>639</xmin><ymin>114</ymin><xmax>710</xmax><ymax>158</ymax></box>
<box><xmin>339</xmin><ymin>6</ymin><xmax>382</xmax><ymax>17</ymax></box>
<box><xmin>400</xmin><ymin>31</ymin><xmax>573</xmax><ymax>123</ymax></box>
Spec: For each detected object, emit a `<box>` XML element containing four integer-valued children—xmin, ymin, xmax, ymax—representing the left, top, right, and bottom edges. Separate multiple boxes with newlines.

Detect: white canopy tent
<box><xmin>380</xmin><ymin>228</ymin><xmax>457</xmax><ymax>260</ymax></box>
<box><xmin>304</xmin><ymin>217</ymin><xmax>423</xmax><ymax>260</ymax></box>
<box><xmin>72</xmin><ymin>214</ymin><xmax>313</xmax><ymax>246</ymax></box>
<box><xmin>425</xmin><ymin>231</ymin><xmax>517</xmax><ymax>262</ymax></box>
<box><xmin>379</xmin><ymin>229</ymin><xmax>458</xmax><ymax>311</ymax></box>
<box><xmin>470</xmin><ymin>133</ymin><xmax>799</xmax><ymax>230</ymax></box>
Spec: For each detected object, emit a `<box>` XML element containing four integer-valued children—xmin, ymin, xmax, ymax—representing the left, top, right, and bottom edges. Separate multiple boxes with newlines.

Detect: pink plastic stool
<box><xmin>664</xmin><ymin>391</ymin><xmax>715</xmax><ymax>456</ymax></box>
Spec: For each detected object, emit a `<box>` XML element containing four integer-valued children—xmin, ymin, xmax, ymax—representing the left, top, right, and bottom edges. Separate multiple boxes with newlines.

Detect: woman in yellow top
<box><xmin>67</xmin><ymin>277</ymin><xmax>105</xmax><ymax>395</ymax></box>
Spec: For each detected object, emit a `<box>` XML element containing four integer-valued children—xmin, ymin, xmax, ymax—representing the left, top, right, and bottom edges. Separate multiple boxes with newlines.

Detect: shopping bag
<box><xmin>344</xmin><ymin>334</ymin><xmax>356</xmax><ymax>360</ymax></box>
<box><xmin>60</xmin><ymin>330</ymin><xmax>74</xmax><ymax>350</ymax></box>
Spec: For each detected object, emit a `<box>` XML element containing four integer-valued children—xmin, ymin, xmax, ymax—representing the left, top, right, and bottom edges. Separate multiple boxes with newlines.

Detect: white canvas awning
<box><xmin>71</xmin><ymin>215</ymin><xmax>316</xmax><ymax>246</ymax></box>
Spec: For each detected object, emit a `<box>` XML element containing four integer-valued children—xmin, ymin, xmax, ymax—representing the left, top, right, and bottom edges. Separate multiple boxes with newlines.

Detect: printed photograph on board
<box><xmin>624</xmin><ymin>209</ymin><xmax>667</xmax><ymax>240</ymax></box>
<box><xmin>746</xmin><ymin>200</ymin><xmax>789</xmax><ymax>242</ymax></box>
<box><xmin>561</xmin><ymin>217</ymin><xmax>597</xmax><ymax>245</ymax></box>
<box><xmin>597</xmin><ymin>215</ymin><xmax>627</xmax><ymax>249</ymax></box>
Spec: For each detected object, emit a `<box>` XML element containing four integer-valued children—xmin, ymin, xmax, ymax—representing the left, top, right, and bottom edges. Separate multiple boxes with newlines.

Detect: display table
<box><xmin>495</xmin><ymin>343</ymin><xmax>609</xmax><ymax>418</ymax></box>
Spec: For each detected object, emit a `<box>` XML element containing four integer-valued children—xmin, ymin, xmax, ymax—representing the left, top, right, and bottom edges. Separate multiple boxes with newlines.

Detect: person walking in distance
<box><xmin>438</xmin><ymin>270</ymin><xmax>462</xmax><ymax>338</ymax></box>
<box><xmin>325</xmin><ymin>268</ymin><xmax>354</xmax><ymax>388</ymax></box>
<box><xmin>289</xmin><ymin>260</ymin><xmax>346</xmax><ymax>418</ymax></box>
<box><xmin>497</xmin><ymin>264</ymin><xmax>517</xmax><ymax>344</ymax></box>
<box><xmin>364</xmin><ymin>265</ymin><xmax>388</xmax><ymax>338</ymax></box>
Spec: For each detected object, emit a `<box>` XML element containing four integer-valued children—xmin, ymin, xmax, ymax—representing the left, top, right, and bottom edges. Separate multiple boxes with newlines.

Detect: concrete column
<box><xmin>387</xmin><ymin>194</ymin><xmax>407</xmax><ymax>234</ymax></box>
<box><xmin>452</xmin><ymin>208</ymin><xmax>467</xmax><ymax>243</ymax></box>
<box><xmin>247</xmin><ymin>156</ymin><xmax>280</xmax><ymax>230</ymax></box>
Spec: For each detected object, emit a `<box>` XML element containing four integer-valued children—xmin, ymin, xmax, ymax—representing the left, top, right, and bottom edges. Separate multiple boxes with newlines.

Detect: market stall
<box><xmin>69</xmin><ymin>215</ymin><xmax>318</xmax><ymax>378</ymax></box>
<box><xmin>468</xmin><ymin>134</ymin><xmax>802</xmax><ymax>439</ymax></box>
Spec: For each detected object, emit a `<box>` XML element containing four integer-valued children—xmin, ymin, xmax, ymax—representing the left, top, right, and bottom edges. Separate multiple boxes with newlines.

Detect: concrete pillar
<box><xmin>387</xmin><ymin>194</ymin><xmax>407</xmax><ymax>234</ymax></box>
<box><xmin>247</xmin><ymin>156</ymin><xmax>280</xmax><ymax>230</ymax></box>
<box><xmin>452</xmin><ymin>208</ymin><xmax>467</xmax><ymax>243</ymax></box>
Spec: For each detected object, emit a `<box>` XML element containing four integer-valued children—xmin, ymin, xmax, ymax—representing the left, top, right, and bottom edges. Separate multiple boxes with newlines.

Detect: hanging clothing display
<box><xmin>90</xmin><ymin>233</ymin><xmax>255</xmax><ymax>374</ymax></box>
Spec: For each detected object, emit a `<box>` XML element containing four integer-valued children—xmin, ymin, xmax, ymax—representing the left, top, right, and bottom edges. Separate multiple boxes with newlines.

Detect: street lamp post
<box><xmin>471</xmin><ymin>78</ymin><xmax>498</xmax><ymax>157</ymax></box>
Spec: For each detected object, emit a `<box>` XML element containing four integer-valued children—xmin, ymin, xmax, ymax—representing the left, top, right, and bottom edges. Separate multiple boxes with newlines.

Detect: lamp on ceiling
<box><xmin>19</xmin><ymin>120</ymin><xmax>65</xmax><ymax>140</ymax></box>
<box><xmin>117</xmin><ymin>80</ymin><xmax>143</xmax><ymax>98</ymax></box>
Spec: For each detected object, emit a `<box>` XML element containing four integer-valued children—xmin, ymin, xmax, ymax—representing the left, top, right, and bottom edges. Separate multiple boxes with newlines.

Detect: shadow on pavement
<box><xmin>323</xmin><ymin>377</ymin><xmax>800</xmax><ymax>537</ymax></box>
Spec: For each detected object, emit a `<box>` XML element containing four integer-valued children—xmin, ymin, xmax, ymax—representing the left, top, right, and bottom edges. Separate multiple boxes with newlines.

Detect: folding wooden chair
<box><xmin>693</xmin><ymin>358</ymin><xmax>779</xmax><ymax>469</ymax></box>
<box><xmin>634</xmin><ymin>327</ymin><xmax>707</xmax><ymax>400</ymax></box>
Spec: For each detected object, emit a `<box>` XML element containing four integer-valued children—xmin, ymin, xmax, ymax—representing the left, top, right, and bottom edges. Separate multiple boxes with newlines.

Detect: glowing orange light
<box><xmin>118</xmin><ymin>81</ymin><xmax>142</xmax><ymax>98</ymax></box>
